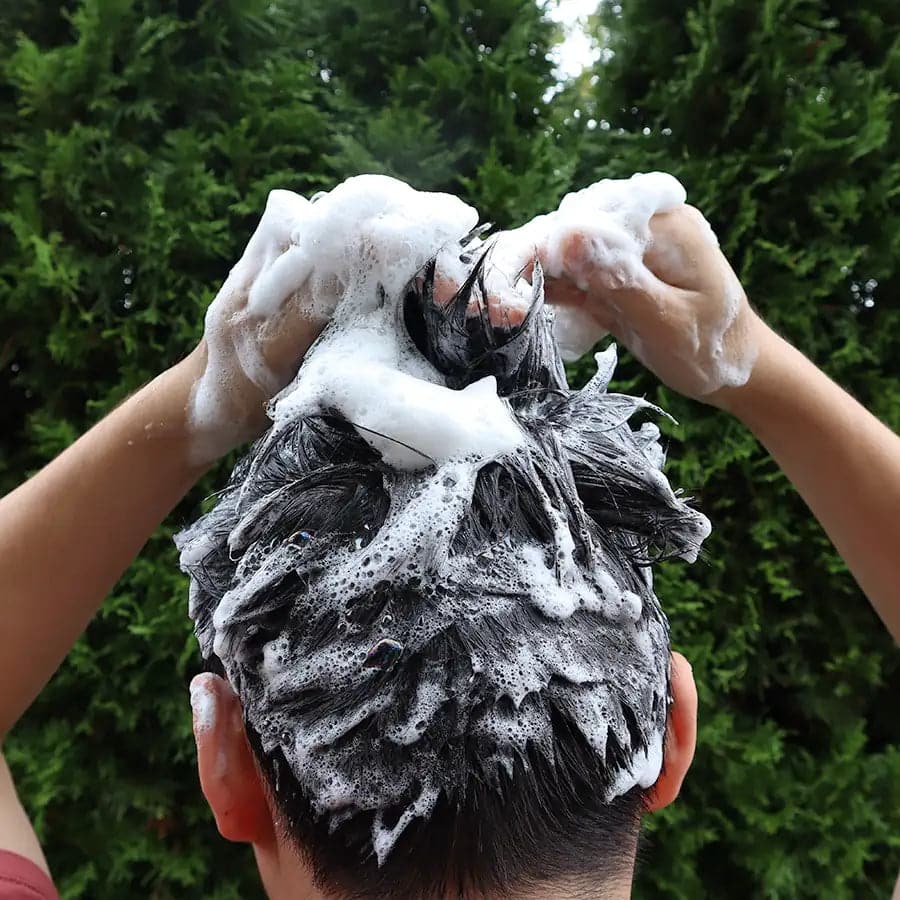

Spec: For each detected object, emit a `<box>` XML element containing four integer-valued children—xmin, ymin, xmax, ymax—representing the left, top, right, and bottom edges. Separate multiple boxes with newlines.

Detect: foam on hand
<box><xmin>188</xmin><ymin>176</ymin><xmax>487</xmax><ymax>460</ymax></box>
<box><xmin>483</xmin><ymin>173</ymin><xmax>680</xmax><ymax>358</ymax></box>
<box><xmin>488</xmin><ymin>172</ymin><xmax>755</xmax><ymax>393</ymax></box>
<box><xmin>189</xmin><ymin>189</ymin><xmax>312</xmax><ymax>448</ymax></box>
<box><xmin>269</xmin><ymin>324</ymin><xmax>522</xmax><ymax>471</ymax></box>
<box><xmin>177</xmin><ymin>173</ymin><xmax>713</xmax><ymax>866</ymax></box>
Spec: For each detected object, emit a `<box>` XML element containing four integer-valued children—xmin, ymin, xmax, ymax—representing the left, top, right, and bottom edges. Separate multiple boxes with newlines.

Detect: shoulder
<box><xmin>0</xmin><ymin>850</ymin><xmax>58</xmax><ymax>900</ymax></box>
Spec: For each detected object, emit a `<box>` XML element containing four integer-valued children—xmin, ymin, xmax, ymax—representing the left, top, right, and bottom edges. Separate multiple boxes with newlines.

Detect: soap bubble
<box><xmin>364</xmin><ymin>639</ymin><xmax>404</xmax><ymax>670</ymax></box>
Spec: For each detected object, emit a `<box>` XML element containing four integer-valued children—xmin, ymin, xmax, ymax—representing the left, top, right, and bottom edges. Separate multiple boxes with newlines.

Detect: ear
<box><xmin>645</xmin><ymin>651</ymin><xmax>698</xmax><ymax>812</ymax></box>
<box><xmin>190</xmin><ymin>673</ymin><xmax>275</xmax><ymax>844</ymax></box>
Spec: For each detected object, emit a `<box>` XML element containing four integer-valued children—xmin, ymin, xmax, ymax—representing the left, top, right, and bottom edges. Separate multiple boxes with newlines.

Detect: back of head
<box><xmin>177</xmin><ymin>178</ymin><xmax>710</xmax><ymax>899</ymax></box>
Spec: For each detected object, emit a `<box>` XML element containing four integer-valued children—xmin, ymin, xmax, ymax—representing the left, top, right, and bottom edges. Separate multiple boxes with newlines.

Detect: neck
<box><xmin>253</xmin><ymin>838</ymin><xmax>327</xmax><ymax>900</ymax></box>
<box><xmin>253</xmin><ymin>832</ymin><xmax>635</xmax><ymax>900</ymax></box>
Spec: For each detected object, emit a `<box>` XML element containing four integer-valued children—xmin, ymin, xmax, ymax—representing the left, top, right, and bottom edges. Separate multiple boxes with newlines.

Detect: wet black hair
<box><xmin>178</xmin><ymin>249</ymin><xmax>709</xmax><ymax>899</ymax></box>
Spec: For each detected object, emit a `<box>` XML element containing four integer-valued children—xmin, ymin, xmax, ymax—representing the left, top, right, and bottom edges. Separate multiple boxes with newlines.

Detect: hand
<box><xmin>188</xmin><ymin>189</ymin><xmax>332</xmax><ymax>459</ymax></box>
<box><xmin>539</xmin><ymin>203</ymin><xmax>764</xmax><ymax>401</ymax></box>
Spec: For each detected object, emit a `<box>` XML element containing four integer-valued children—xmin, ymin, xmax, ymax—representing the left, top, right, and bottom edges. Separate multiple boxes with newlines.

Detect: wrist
<box><xmin>131</xmin><ymin>349</ymin><xmax>208</xmax><ymax>449</ymax></box>
<box><xmin>179</xmin><ymin>342</ymin><xmax>273</xmax><ymax>463</ymax></box>
<box><xmin>705</xmin><ymin>317</ymin><xmax>793</xmax><ymax>426</ymax></box>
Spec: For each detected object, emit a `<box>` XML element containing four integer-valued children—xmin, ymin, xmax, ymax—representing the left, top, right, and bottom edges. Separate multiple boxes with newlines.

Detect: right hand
<box><xmin>540</xmin><ymin>203</ymin><xmax>765</xmax><ymax>401</ymax></box>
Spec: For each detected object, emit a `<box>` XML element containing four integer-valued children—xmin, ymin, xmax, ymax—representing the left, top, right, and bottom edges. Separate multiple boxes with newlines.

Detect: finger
<box><xmin>247</xmin><ymin>244</ymin><xmax>314</xmax><ymax>317</ymax></box>
<box><xmin>210</xmin><ymin>190</ymin><xmax>312</xmax><ymax>326</ymax></box>
<box><xmin>258</xmin><ymin>189</ymin><xmax>311</xmax><ymax>247</ymax></box>
<box><xmin>433</xmin><ymin>246</ymin><xmax>532</xmax><ymax>329</ymax></box>
<box><xmin>239</xmin><ymin>190</ymin><xmax>311</xmax><ymax>279</ymax></box>
<box><xmin>481</xmin><ymin>260</ymin><xmax>532</xmax><ymax>329</ymax></box>
<box><xmin>541</xmin><ymin>274</ymin><xmax>592</xmax><ymax>309</ymax></box>
<box><xmin>644</xmin><ymin>205</ymin><xmax>721</xmax><ymax>291</ymax></box>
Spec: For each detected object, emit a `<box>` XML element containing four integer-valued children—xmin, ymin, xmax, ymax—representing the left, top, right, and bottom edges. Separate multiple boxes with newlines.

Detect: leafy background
<box><xmin>1</xmin><ymin>1</ymin><xmax>898</xmax><ymax>897</ymax></box>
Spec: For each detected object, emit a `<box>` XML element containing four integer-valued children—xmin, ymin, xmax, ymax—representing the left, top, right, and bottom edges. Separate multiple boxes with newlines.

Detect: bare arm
<box><xmin>0</xmin><ymin>353</ymin><xmax>207</xmax><ymax>738</ymax></box>
<box><xmin>715</xmin><ymin>322</ymin><xmax>900</xmax><ymax>640</ymax></box>
<box><xmin>0</xmin><ymin>353</ymin><xmax>209</xmax><ymax>877</ymax></box>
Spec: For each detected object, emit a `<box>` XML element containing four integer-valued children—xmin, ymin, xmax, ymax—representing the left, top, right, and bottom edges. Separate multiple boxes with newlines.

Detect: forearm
<box><xmin>717</xmin><ymin>322</ymin><xmax>900</xmax><ymax>640</ymax></box>
<box><xmin>0</xmin><ymin>348</ymin><xmax>214</xmax><ymax>737</ymax></box>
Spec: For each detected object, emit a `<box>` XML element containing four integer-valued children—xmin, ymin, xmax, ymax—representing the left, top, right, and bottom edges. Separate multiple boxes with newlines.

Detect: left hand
<box><xmin>188</xmin><ymin>189</ymin><xmax>333</xmax><ymax>458</ymax></box>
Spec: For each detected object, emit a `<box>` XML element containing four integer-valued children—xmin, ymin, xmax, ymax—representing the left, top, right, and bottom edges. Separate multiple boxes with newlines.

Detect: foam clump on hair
<box><xmin>177</xmin><ymin>174</ymin><xmax>711</xmax><ymax>865</ymax></box>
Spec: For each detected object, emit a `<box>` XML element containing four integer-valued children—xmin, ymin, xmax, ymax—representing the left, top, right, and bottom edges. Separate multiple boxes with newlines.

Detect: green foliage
<box><xmin>1</xmin><ymin>1</ymin><xmax>897</xmax><ymax>898</ymax></box>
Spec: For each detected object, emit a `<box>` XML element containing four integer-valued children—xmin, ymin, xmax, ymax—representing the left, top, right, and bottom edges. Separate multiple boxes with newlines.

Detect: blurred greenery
<box><xmin>1</xmin><ymin>1</ymin><xmax>897</xmax><ymax>897</ymax></box>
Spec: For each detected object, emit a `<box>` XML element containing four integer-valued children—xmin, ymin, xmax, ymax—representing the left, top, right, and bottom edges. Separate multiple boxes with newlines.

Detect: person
<box><xmin>0</xmin><ymin>190</ymin><xmax>897</xmax><ymax>900</ymax></box>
